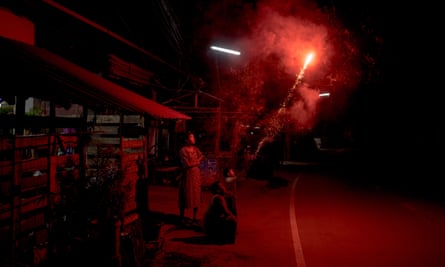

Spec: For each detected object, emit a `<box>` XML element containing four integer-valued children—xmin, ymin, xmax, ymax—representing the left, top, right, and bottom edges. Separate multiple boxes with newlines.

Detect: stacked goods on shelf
<box><xmin>0</xmin><ymin>134</ymin><xmax>53</xmax><ymax>266</ymax></box>
<box><xmin>50</xmin><ymin>134</ymin><xmax>80</xmax><ymax>205</ymax></box>
<box><xmin>84</xmin><ymin>114</ymin><xmax>147</xmax><ymax>265</ymax></box>
<box><xmin>121</xmin><ymin>138</ymin><xmax>144</xmax><ymax>217</ymax></box>
<box><xmin>0</xmin><ymin>133</ymin><xmax>82</xmax><ymax>266</ymax></box>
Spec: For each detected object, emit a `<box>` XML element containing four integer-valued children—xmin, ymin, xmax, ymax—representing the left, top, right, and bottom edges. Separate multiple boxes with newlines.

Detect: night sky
<box><xmin>5</xmin><ymin>0</ymin><xmax>443</xmax><ymax>175</ymax></box>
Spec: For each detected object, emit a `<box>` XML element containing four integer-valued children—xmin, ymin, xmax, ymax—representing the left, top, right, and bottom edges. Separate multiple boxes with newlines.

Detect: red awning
<box><xmin>0</xmin><ymin>35</ymin><xmax>191</xmax><ymax>120</ymax></box>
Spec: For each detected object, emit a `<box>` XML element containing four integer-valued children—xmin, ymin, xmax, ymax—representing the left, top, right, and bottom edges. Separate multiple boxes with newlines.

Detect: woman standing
<box><xmin>178</xmin><ymin>132</ymin><xmax>203</xmax><ymax>225</ymax></box>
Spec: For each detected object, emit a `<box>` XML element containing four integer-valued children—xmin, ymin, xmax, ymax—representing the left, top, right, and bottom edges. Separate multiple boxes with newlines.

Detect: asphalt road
<box><xmin>145</xmin><ymin>164</ymin><xmax>445</xmax><ymax>267</ymax></box>
<box><xmin>293</xmin><ymin>169</ymin><xmax>445</xmax><ymax>267</ymax></box>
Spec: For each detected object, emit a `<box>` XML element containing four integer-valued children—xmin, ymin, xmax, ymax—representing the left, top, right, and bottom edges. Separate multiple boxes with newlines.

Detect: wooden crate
<box><xmin>16</xmin><ymin>157</ymin><xmax>48</xmax><ymax>175</ymax></box>
<box><xmin>56</xmin><ymin>134</ymin><xmax>79</xmax><ymax>153</ymax></box>
<box><xmin>121</xmin><ymin>171</ymin><xmax>138</xmax><ymax>183</ymax></box>
<box><xmin>15</xmin><ymin>135</ymin><xmax>54</xmax><ymax>149</ymax></box>
<box><xmin>21</xmin><ymin>173</ymin><xmax>48</xmax><ymax>191</ymax></box>
<box><xmin>58</xmin><ymin>135</ymin><xmax>78</xmax><ymax>144</ymax></box>
<box><xmin>55</xmin><ymin>154</ymin><xmax>80</xmax><ymax>167</ymax></box>
<box><xmin>0</xmin><ymin>195</ymin><xmax>48</xmax><ymax>222</ymax></box>
<box><xmin>121</xmin><ymin>153</ymin><xmax>141</xmax><ymax>164</ymax></box>
<box><xmin>20</xmin><ymin>212</ymin><xmax>45</xmax><ymax>233</ymax></box>
<box><xmin>121</xmin><ymin>139</ymin><xmax>143</xmax><ymax>149</ymax></box>
<box><xmin>122</xmin><ymin>179</ymin><xmax>137</xmax><ymax>193</ymax></box>
<box><xmin>122</xmin><ymin>212</ymin><xmax>139</xmax><ymax>227</ymax></box>
<box><xmin>20</xmin><ymin>195</ymin><xmax>48</xmax><ymax>214</ymax></box>
<box><xmin>123</xmin><ymin>165</ymin><xmax>139</xmax><ymax>174</ymax></box>
<box><xmin>123</xmin><ymin>200</ymin><xmax>137</xmax><ymax>214</ymax></box>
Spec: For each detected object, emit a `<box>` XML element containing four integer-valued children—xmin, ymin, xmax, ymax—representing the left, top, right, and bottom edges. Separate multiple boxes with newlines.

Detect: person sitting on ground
<box><xmin>203</xmin><ymin>181</ymin><xmax>237</xmax><ymax>244</ymax></box>
<box><xmin>222</xmin><ymin>168</ymin><xmax>237</xmax><ymax>215</ymax></box>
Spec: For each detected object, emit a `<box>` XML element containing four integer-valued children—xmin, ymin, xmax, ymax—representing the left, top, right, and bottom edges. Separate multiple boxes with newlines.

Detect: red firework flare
<box><xmin>254</xmin><ymin>52</ymin><xmax>314</xmax><ymax>157</ymax></box>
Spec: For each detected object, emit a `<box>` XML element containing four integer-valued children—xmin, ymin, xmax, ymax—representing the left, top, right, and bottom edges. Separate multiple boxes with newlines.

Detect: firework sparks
<box><xmin>303</xmin><ymin>53</ymin><xmax>313</xmax><ymax>70</ymax></box>
<box><xmin>296</xmin><ymin>52</ymin><xmax>314</xmax><ymax>88</ymax></box>
<box><xmin>254</xmin><ymin>52</ymin><xmax>314</xmax><ymax>157</ymax></box>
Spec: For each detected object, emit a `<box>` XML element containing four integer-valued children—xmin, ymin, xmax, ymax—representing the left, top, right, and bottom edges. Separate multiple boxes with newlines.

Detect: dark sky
<box><xmin>5</xmin><ymin>0</ymin><xmax>443</xmax><ymax>168</ymax></box>
<box><xmin>44</xmin><ymin>0</ymin><xmax>441</xmax><ymax>136</ymax></box>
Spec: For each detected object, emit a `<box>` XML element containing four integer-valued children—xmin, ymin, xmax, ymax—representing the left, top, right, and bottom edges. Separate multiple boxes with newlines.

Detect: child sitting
<box><xmin>202</xmin><ymin>181</ymin><xmax>237</xmax><ymax>244</ymax></box>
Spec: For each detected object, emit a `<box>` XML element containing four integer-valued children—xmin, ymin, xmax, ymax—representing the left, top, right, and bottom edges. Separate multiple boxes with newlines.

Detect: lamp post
<box><xmin>209</xmin><ymin>45</ymin><xmax>241</xmax><ymax>158</ymax></box>
<box><xmin>210</xmin><ymin>45</ymin><xmax>241</xmax><ymax>92</ymax></box>
<box><xmin>210</xmin><ymin>45</ymin><xmax>241</xmax><ymax>56</ymax></box>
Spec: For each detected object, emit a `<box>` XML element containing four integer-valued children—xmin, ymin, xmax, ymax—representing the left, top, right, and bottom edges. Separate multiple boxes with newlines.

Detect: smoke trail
<box><xmin>254</xmin><ymin>53</ymin><xmax>313</xmax><ymax>157</ymax></box>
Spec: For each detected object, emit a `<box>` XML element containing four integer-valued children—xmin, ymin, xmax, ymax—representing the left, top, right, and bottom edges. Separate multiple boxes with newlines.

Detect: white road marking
<box><xmin>290</xmin><ymin>175</ymin><xmax>306</xmax><ymax>267</ymax></box>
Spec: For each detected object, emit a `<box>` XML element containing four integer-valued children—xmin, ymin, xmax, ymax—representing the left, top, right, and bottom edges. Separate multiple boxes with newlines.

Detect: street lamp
<box><xmin>209</xmin><ymin>44</ymin><xmax>241</xmax><ymax>158</ymax></box>
<box><xmin>210</xmin><ymin>45</ymin><xmax>241</xmax><ymax>56</ymax></box>
<box><xmin>210</xmin><ymin>45</ymin><xmax>241</xmax><ymax>91</ymax></box>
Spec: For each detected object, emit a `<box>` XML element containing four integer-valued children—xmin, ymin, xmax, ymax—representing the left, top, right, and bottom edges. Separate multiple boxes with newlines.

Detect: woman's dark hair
<box><xmin>181</xmin><ymin>131</ymin><xmax>193</xmax><ymax>146</ymax></box>
<box><xmin>184</xmin><ymin>131</ymin><xmax>194</xmax><ymax>141</ymax></box>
